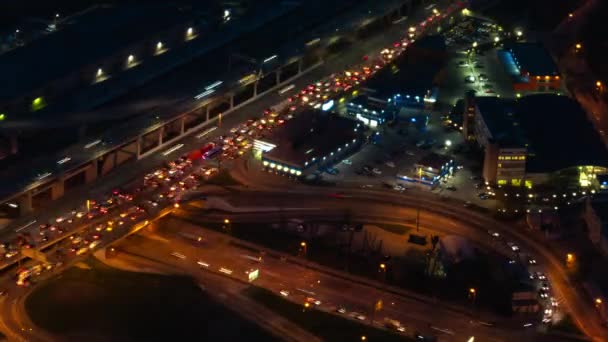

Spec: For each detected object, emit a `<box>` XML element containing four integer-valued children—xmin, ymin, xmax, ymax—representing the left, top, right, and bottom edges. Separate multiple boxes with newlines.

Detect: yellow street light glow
<box><xmin>469</xmin><ymin>288</ymin><xmax>476</xmax><ymax>294</ymax></box>
<box><xmin>127</xmin><ymin>55</ymin><xmax>134</xmax><ymax>63</ymax></box>
<box><xmin>597</xmin><ymin>81</ymin><xmax>603</xmax><ymax>87</ymax></box>
<box><xmin>361</xmin><ymin>336</ymin><xmax>367</xmax><ymax>341</ymax></box>
<box><xmin>380</xmin><ymin>263</ymin><xmax>386</xmax><ymax>269</ymax></box>
<box><xmin>596</xmin><ymin>298</ymin><xmax>603</xmax><ymax>305</ymax></box>
<box><xmin>224</xmin><ymin>218</ymin><xmax>230</xmax><ymax>224</ymax></box>
<box><xmin>409</xmin><ymin>26</ymin><xmax>416</xmax><ymax>32</ymax></box>
<box><xmin>300</xmin><ymin>241</ymin><xmax>306</xmax><ymax>247</ymax></box>
<box><xmin>575</xmin><ymin>43</ymin><xmax>582</xmax><ymax>50</ymax></box>
<box><xmin>472</xmin><ymin>41</ymin><xmax>478</xmax><ymax>48</ymax></box>
<box><xmin>515</xmin><ymin>30</ymin><xmax>523</xmax><ymax>37</ymax></box>
<box><xmin>157</xmin><ymin>41</ymin><xmax>163</xmax><ymax>50</ymax></box>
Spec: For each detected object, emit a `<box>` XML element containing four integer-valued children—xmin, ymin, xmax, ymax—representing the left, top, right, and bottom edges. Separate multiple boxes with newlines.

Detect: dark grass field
<box><xmin>25</xmin><ymin>258</ymin><xmax>277</xmax><ymax>342</ymax></box>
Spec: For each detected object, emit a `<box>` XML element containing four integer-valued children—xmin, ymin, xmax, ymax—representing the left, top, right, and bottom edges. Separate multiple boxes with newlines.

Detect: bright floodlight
<box><xmin>445</xmin><ymin>140</ymin><xmax>452</xmax><ymax>147</ymax></box>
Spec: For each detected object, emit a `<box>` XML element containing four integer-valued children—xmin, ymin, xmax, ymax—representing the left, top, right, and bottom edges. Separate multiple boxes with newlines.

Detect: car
<box><xmin>89</xmin><ymin>241</ymin><xmax>101</xmax><ymax>249</ymax></box>
<box><xmin>478</xmin><ymin>193</ymin><xmax>489</xmax><ymax>200</ymax></box>
<box><xmin>76</xmin><ymin>247</ymin><xmax>88</xmax><ymax>255</ymax></box>
<box><xmin>385</xmin><ymin>161</ymin><xmax>396</xmax><ymax>168</ymax></box>
<box><xmin>342</xmin><ymin>159</ymin><xmax>353</xmax><ymax>165</ymax></box>
<box><xmin>336</xmin><ymin>307</ymin><xmax>347</xmax><ymax>314</ymax></box>
<box><xmin>393</xmin><ymin>185</ymin><xmax>405</xmax><ymax>192</ymax></box>
<box><xmin>280</xmin><ymin>290</ymin><xmax>289</xmax><ymax>297</ymax></box>
<box><xmin>372</xmin><ymin>168</ymin><xmax>382</xmax><ymax>175</ymax></box>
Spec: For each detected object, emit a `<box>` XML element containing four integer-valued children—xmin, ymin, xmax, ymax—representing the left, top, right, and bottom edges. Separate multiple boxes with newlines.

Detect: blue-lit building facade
<box><xmin>397</xmin><ymin>153</ymin><xmax>455</xmax><ymax>187</ymax></box>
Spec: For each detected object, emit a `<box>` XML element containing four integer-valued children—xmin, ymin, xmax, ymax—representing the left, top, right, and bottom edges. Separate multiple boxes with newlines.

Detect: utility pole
<box><xmin>416</xmin><ymin>205</ymin><xmax>420</xmax><ymax>232</ymax></box>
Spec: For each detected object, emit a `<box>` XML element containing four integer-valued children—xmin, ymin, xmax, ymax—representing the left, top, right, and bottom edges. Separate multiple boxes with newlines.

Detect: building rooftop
<box><xmin>516</xmin><ymin>94</ymin><xmax>608</xmax><ymax>173</ymax></box>
<box><xmin>0</xmin><ymin>4</ymin><xmax>200</xmax><ymax>101</ymax></box>
<box><xmin>475</xmin><ymin>94</ymin><xmax>608</xmax><ymax>173</ymax></box>
<box><xmin>474</xmin><ymin>96</ymin><xmax>527</xmax><ymax>147</ymax></box>
<box><xmin>503</xmin><ymin>42</ymin><xmax>559</xmax><ymax>77</ymax></box>
<box><xmin>415</xmin><ymin>152</ymin><xmax>453</xmax><ymax>170</ymax></box>
<box><xmin>263</xmin><ymin>110</ymin><xmax>360</xmax><ymax>168</ymax></box>
<box><xmin>363</xmin><ymin>35</ymin><xmax>446</xmax><ymax>100</ymax></box>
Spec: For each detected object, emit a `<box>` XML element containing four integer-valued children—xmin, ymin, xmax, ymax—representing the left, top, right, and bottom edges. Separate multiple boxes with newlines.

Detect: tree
<box><xmin>431</xmin><ymin>235</ymin><xmax>440</xmax><ymax>252</ymax></box>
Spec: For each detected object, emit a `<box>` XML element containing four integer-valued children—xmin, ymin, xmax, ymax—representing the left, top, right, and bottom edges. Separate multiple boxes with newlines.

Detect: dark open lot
<box><xmin>25</xmin><ymin>258</ymin><xmax>277</xmax><ymax>342</ymax></box>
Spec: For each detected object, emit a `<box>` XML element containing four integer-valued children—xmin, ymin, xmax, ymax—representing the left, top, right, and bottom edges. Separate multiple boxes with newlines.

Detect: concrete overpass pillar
<box><xmin>158</xmin><ymin>126</ymin><xmax>164</xmax><ymax>145</ymax></box>
<box><xmin>85</xmin><ymin>159</ymin><xmax>98</xmax><ymax>183</ymax></box>
<box><xmin>136</xmin><ymin>136</ymin><xmax>142</xmax><ymax>158</ymax></box>
<box><xmin>229</xmin><ymin>94</ymin><xmax>235</xmax><ymax>109</ymax></box>
<box><xmin>206</xmin><ymin>106</ymin><xmax>210</xmax><ymax>121</ymax></box>
<box><xmin>18</xmin><ymin>192</ymin><xmax>33</xmax><ymax>215</ymax></box>
<box><xmin>51</xmin><ymin>181</ymin><xmax>65</xmax><ymax>200</ymax></box>
<box><xmin>253</xmin><ymin>81</ymin><xmax>259</xmax><ymax>97</ymax></box>
<box><xmin>276</xmin><ymin>70</ymin><xmax>281</xmax><ymax>84</ymax></box>
<box><xmin>180</xmin><ymin>117</ymin><xmax>186</xmax><ymax>134</ymax></box>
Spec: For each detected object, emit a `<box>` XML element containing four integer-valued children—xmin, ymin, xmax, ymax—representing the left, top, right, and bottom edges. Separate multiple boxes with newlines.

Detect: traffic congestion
<box><xmin>8</xmin><ymin>5</ymin><xmax>559</xmax><ymax>328</ymax></box>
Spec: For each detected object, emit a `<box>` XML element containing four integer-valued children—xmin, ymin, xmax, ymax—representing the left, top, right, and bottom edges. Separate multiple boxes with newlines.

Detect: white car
<box><xmin>372</xmin><ymin>168</ymin><xmax>382</xmax><ymax>175</ymax></box>
<box><xmin>385</xmin><ymin>161</ymin><xmax>396</xmax><ymax>168</ymax></box>
<box><xmin>280</xmin><ymin>290</ymin><xmax>289</xmax><ymax>297</ymax></box>
<box><xmin>342</xmin><ymin>159</ymin><xmax>353</xmax><ymax>165</ymax></box>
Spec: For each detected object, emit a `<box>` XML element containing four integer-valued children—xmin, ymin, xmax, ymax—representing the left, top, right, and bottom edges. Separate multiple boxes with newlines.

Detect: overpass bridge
<box><xmin>0</xmin><ymin>0</ymin><xmax>422</xmax><ymax>219</ymax></box>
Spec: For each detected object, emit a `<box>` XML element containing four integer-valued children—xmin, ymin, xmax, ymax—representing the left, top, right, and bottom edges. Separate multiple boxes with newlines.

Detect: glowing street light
<box><xmin>472</xmin><ymin>41</ymin><xmax>478</xmax><ymax>48</ymax></box>
<box><xmin>515</xmin><ymin>30</ymin><xmax>523</xmax><ymax>37</ymax></box>
<box><xmin>494</xmin><ymin>36</ymin><xmax>500</xmax><ymax>43</ymax></box>
<box><xmin>445</xmin><ymin>140</ymin><xmax>452</xmax><ymax>147</ymax></box>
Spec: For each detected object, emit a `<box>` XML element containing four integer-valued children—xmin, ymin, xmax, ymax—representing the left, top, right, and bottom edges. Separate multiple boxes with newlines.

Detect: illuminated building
<box><xmin>498</xmin><ymin>42</ymin><xmax>561</xmax><ymax>93</ymax></box>
<box><xmin>465</xmin><ymin>94</ymin><xmax>608</xmax><ymax>189</ymax></box>
<box><xmin>397</xmin><ymin>153</ymin><xmax>454</xmax><ymax>187</ymax></box>
<box><xmin>255</xmin><ymin>109</ymin><xmax>362</xmax><ymax>176</ymax></box>
<box><xmin>359</xmin><ymin>35</ymin><xmax>446</xmax><ymax>113</ymax></box>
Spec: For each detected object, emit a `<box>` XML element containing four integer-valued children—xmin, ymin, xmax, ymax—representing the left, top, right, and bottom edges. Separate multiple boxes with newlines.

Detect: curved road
<box><xmin>208</xmin><ymin>187</ymin><xmax>607</xmax><ymax>341</ymax></box>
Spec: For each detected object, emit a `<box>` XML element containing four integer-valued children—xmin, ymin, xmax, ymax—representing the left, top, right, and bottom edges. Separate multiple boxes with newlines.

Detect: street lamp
<box><xmin>361</xmin><ymin>336</ymin><xmax>367</xmax><ymax>341</ymax></box>
<box><xmin>595</xmin><ymin>298</ymin><xmax>603</xmax><ymax>308</ymax></box>
<box><xmin>472</xmin><ymin>41</ymin><xmax>478</xmax><ymax>48</ymax></box>
<box><xmin>469</xmin><ymin>288</ymin><xmax>477</xmax><ymax>304</ymax></box>
<box><xmin>515</xmin><ymin>30</ymin><xmax>523</xmax><ymax>38</ymax></box>
<box><xmin>445</xmin><ymin>140</ymin><xmax>452</xmax><ymax>148</ymax></box>
<box><xmin>223</xmin><ymin>218</ymin><xmax>232</xmax><ymax>233</ymax></box>
<box><xmin>300</xmin><ymin>241</ymin><xmax>307</xmax><ymax>257</ymax></box>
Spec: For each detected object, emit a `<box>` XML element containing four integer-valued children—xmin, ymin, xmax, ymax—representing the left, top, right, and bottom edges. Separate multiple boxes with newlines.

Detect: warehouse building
<box><xmin>254</xmin><ymin>109</ymin><xmax>363</xmax><ymax>176</ymax></box>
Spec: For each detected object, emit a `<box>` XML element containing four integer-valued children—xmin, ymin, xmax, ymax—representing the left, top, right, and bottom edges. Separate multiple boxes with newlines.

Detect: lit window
<box><xmin>498</xmin><ymin>179</ymin><xmax>507</xmax><ymax>185</ymax></box>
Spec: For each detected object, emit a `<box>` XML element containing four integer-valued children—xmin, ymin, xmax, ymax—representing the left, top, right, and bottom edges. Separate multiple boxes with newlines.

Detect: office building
<box><xmin>465</xmin><ymin>94</ymin><xmax>608</xmax><ymax>189</ymax></box>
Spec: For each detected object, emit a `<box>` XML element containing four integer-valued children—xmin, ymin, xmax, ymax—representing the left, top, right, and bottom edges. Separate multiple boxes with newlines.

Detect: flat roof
<box><xmin>415</xmin><ymin>153</ymin><xmax>453</xmax><ymax>170</ymax></box>
<box><xmin>364</xmin><ymin>35</ymin><xmax>446</xmax><ymax>100</ymax></box>
<box><xmin>475</xmin><ymin>96</ymin><xmax>527</xmax><ymax>147</ymax></box>
<box><xmin>503</xmin><ymin>42</ymin><xmax>558</xmax><ymax>77</ymax></box>
<box><xmin>516</xmin><ymin>94</ymin><xmax>608</xmax><ymax>173</ymax></box>
<box><xmin>263</xmin><ymin>110</ymin><xmax>360</xmax><ymax>167</ymax></box>
<box><xmin>476</xmin><ymin>94</ymin><xmax>608</xmax><ymax>172</ymax></box>
<box><xmin>0</xmin><ymin>4</ymin><xmax>198</xmax><ymax>101</ymax></box>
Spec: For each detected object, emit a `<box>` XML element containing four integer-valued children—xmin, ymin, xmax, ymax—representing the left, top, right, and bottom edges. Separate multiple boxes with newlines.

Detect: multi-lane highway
<box><xmin>3</xmin><ymin>2</ymin><xmax>604</xmax><ymax>341</ymax></box>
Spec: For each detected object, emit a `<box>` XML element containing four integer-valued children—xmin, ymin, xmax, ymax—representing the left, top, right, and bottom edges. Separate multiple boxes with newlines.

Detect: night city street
<box><xmin>1</xmin><ymin>0</ymin><xmax>608</xmax><ymax>341</ymax></box>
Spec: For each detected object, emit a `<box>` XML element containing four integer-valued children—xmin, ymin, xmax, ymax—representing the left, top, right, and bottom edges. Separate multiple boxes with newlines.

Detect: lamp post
<box><xmin>469</xmin><ymin>288</ymin><xmax>477</xmax><ymax>309</ymax></box>
<box><xmin>223</xmin><ymin>218</ymin><xmax>231</xmax><ymax>234</ymax></box>
<box><xmin>300</xmin><ymin>241</ymin><xmax>307</xmax><ymax>258</ymax></box>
